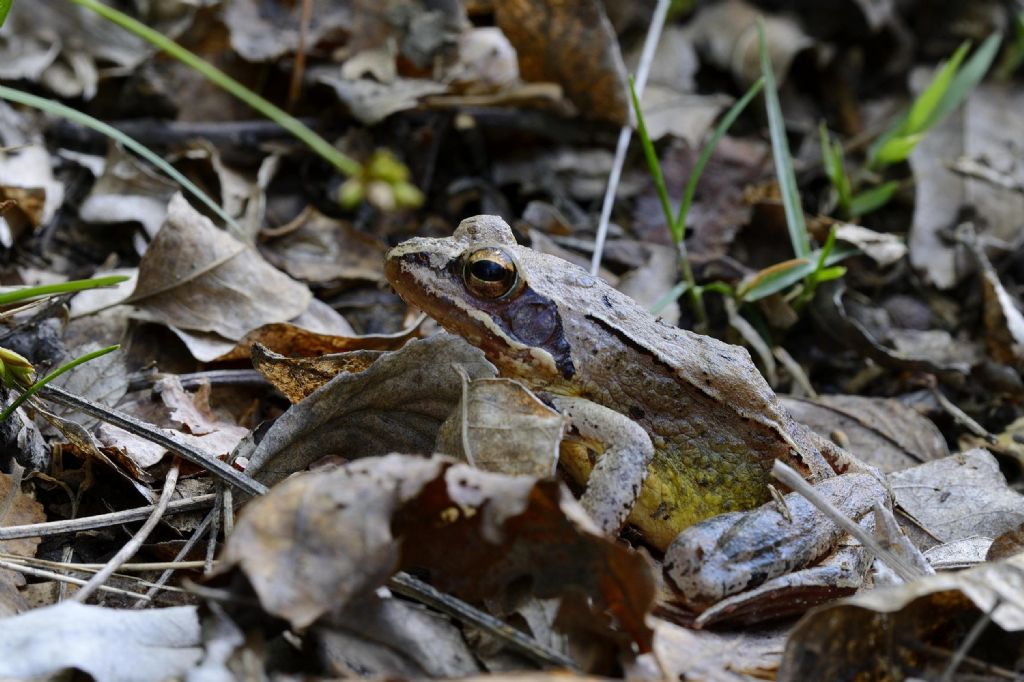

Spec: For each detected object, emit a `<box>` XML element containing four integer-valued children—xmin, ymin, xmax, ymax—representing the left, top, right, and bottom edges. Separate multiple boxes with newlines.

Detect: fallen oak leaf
<box><xmin>127</xmin><ymin>193</ymin><xmax>311</xmax><ymax>340</ymax></box>
<box><xmin>242</xmin><ymin>334</ymin><xmax>496</xmax><ymax>486</ymax></box>
<box><xmin>217</xmin><ymin>454</ymin><xmax>655</xmax><ymax>656</ymax></box>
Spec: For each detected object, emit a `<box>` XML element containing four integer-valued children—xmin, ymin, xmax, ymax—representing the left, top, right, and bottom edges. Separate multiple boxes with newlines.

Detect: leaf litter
<box><xmin>0</xmin><ymin>1</ymin><xmax>1021</xmax><ymax>680</ymax></box>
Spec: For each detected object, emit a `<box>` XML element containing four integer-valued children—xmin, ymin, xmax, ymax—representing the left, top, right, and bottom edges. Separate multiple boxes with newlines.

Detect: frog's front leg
<box><xmin>549</xmin><ymin>395</ymin><xmax>655</xmax><ymax>535</ymax></box>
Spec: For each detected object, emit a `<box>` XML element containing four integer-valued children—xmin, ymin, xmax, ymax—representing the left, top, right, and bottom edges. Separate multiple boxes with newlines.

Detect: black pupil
<box><xmin>471</xmin><ymin>259</ymin><xmax>508</xmax><ymax>282</ymax></box>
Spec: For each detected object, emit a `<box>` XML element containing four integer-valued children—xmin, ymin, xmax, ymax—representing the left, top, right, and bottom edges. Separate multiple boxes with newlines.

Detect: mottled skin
<box><xmin>385</xmin><ymin>215</ymin><xmax>836</xmax><ymax>550</ymax></box>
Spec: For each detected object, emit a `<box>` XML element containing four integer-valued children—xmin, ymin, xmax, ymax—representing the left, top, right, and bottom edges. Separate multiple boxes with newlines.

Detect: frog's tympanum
<box><xmin>385</xmin><ymin>215</ymin><xmax>858</xmax><ymax>559</ymax></box>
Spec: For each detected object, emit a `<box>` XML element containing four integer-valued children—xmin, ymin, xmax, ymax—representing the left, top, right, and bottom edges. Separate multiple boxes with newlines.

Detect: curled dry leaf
<box><xmin>781</xmin><ymin>394</ymin><xmax>948</xmax><ymax>472</ymax></box>
<box><xmin>435</xmin><ymin>371</ymin><xmax>565</xmax><ymax>478</ymax></box>
<box><xmin>494</xmin><ymin>0</ymin><xmax>629</xmax><ymax>124</ymax></box>
<box><xmin>780</xmin><ymin>553</ymin><xmax>1024</xmax><ymax>681</ymax></box>
<box><xmin>171</xmin><ymin>298</ymin><xmax>359</xmax><ymax>363</ymax></box>
<box><xmin>244</xmin><ymin>334</ymin><xmax>496</xmax><ymax>485</ymax></box>
<box><xmin>889</xmin><ymin>449</ymin><xmax>1024</xmax><ymax>547</ymax></box>
<box><xmin>220</xmin><ymin>454</ymin><xmax>655</xmax><ymax>655</ymax></box>
<box><xmin>251</xmin><ymin>343</ymin><xmax>383</xmax><ymax>404</ymax></box>
<box><xmin>128</xmin><ymin>193</ymin><xmax>311</xmax><ymax>341</ymax></box>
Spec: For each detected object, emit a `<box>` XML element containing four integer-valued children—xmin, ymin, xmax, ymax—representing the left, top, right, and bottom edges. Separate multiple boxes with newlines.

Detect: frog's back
<box><xmin>544</xmin><ymin>267</ymin><xmax>833</xmax><ymax>548</ymax></box>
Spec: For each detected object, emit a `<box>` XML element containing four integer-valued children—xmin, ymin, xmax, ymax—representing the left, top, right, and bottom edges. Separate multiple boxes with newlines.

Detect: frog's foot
<box><xmin>550</xmin><ymin>395</ymin><xmax>654</xmax><ymax>535</ymax></box>
<box><xmin>690</xmin><ymin>543</ymin><xmax>871</xmax><ymax>627</ymax></box>
<box><xmin>663</xmin><ymin>472</ymin><xmax>888</xmax><ymax>614</ymax></box>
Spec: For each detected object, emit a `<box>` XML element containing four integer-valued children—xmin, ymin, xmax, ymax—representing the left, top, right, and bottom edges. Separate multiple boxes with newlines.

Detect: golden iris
<box><xmin>463</xmin><ymin>247</ymin><xmax>522</xmax><ymax>299</ymax></box>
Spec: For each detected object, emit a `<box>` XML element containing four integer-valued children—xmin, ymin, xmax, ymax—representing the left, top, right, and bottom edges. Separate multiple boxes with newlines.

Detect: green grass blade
<box><xmin>0</xmin><ymin>0</ymin><xmax>12</xmax><ymax>27</ymax></box>
<box><xmin>738</xmin><ymin>258</ymin><xmax>815</xmax><ymax>302</ymax></box>
<box><xmin>872</xmin><ymin>132</ymin><xmax>925</xmax><ymax>165</ymax></box>
<box><xmin>906</xmin><ymin>41</ymin><xmax>969</xmax><ymax>132</ymax></box>
<box><xmin>674</xmin><ymin>77</ymin><xmax>764</xmax><ymax>241</ymax></box>
<box><xmin>650</xmin><ymin>280</ymin><xmax>692</xmax><ymax>315</ymax></box>
<box><xmin>850</xmin><ymin>180</ymin><xmax>900</xmax><ymax>216</ymax></box>
<box><xmin>0</xmin><ymin>275</ymin><xmax>130</xmax><ymax>306</ymax></box>
<box><xmin>67</xmin><ymin>0</ymin><xmax>361</xmax><ymax>178</ymax></box>
<box><xmin>0</xmin><ymin>345</ymin><xmax>120</xmax><ymax>422</ymax></box>
<box><xmin>928</xmin><ymin>34</ymin><xmax>1001</xmax><ymax>128</ymax></box>
<box><xmin>629</xmin><ymin>77</ymin><xmax>676</xmax><ymax>241</ymax></box>
<box><xmin>759</xmin><ymin>23</ymin><xmax>810</xmax><ymax>258</ymax></box>
<box><xmin>0</xmin><ymin>85</ymin><xmax>244</xmax><ymax>236</ymax></box>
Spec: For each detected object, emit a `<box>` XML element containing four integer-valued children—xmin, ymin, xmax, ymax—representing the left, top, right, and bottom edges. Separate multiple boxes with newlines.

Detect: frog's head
<box><xmin>385</xmin><ymin>215</ymin><xmax>578</xmax><ymax>383</ymax></box>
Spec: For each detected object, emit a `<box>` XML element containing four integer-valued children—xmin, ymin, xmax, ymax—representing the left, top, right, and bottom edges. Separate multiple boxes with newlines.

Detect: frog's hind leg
<box><xmin>551</xmin><ymin>395</ymin><xmax>655</xmax><ymax>535</ymax></box>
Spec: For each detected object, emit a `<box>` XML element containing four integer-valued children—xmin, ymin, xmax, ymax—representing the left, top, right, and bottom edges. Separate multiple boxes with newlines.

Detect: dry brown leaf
<box><xmin>128</xmin><ymin>193</ymin><xmax>311</xmax><ymax>340</ymax></box>
<box><xmin>244</xmin><ymin>334</ymin><xmax>496</xmax><ymax>485</ymax></box>
<box><xmin>435</xmin><ymin>372</ymin><xmax>564</xmax><ymax>478</ymax></box>
<box><xmin>781</xmin><ymin>394</ymin><xmax>948</xmax><ymax>472</ymax></box>
<box><xmin>780</xmin><ymin>553</ymin><xmax>1024</xmax><ymax>680</ymax></box>
<box><xmin>220</xmin><ymin>454</ymin><xmax>655</xmax><ymax>657</ymax></box>
<box><xmin>95</xmin><ymin>376</ymin><xmax>247</xmax><ymax>472</ymax></box>
<box><xmin>0</xmin><ymin>470</ymin><xmax>45</xmax><ymax>617</ymax></box>
<box><xmin>890</xmin><ymin>449</ymin><xmax>1024</xmax><ymax>546</ymax></box>
<box><xmin>251</xmin><ymin>344</ymin><xmax>383</xmax><ymax>404</ymax></box>
<box><xmin>213</xmin><ymin>315</ymin><xmax>417</xmax><ymax>364</ymax></box>
<box><xmin>261</xmin><ymin>208</ymin><xmax>388</xmax><ymax>284</ymax></box>
<box><xmin>495</xmin><ymin>0</ymin><xmax>628</xmax><ymax>123</ymax></box>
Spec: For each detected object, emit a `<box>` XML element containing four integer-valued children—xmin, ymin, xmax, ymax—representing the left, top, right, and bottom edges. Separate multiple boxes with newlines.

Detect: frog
<box><xmin>384</xmin><ymin>215</ymin><xmax>874</xmax><ymax>572</ymax></box>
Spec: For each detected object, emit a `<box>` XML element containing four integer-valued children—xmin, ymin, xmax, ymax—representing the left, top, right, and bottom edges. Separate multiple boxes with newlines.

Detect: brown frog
<box><xmin>384</xmin><ymin>215</ymin><xmax>874</xmax><ymax>562</ymax></box>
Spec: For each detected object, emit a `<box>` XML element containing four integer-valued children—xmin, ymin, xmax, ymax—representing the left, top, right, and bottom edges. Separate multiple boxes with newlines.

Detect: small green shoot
<box><xmin>0</xmin><ymin>0</ymin><xmax>12</xmax><ymax>27</ymax></box>
<box><xmin>759</xmin><ymin>21</ymin><xmax>810</xmax><ymax>259</ymax></box>
<box><xmin>0</xmin><ymin>345</ymin><xmax>120</xmax><ymax>422</ymax></box>
<box><xmin>0</xmin><ymin>274</ymin><xmax>130</xmax><ymax>307</ymax></box>
<box><xmin>820</xmin><ymin>124</ymin><xmax>902</xmax><ymax>218</ymax></box>
<box><xmin>849</xmin><ymin>180</ymin><xmax>900</xmax><ymax>216</ymax></box>
<box><xmin>819</xmin><ymin>123</ymin><xmax>852</xmax><ymax>216</ymax></box>
<box><xmin>869</xmin><ymin>35</ymin><xmax>1001</xmax><ymax>166</ymax></box>
<box><xmin>631</xmin><ymin>74</ymin><xmax>763</xmax><ymax>322</ymax></box>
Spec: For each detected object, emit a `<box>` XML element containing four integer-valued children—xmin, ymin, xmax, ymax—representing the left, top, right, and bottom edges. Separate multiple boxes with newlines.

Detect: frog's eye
<box><xmin>463</xmin><ymin>247</ymin><xmax>522</xmax><ymax>299</ymax></box>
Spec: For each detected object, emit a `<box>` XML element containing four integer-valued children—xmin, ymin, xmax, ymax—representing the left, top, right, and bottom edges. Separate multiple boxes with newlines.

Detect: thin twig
<box><xmin>388</xmin><ymin>572</ymin><xmax>579</xmax><ymax>671</ymax></box>
<box><xmin>0</xmin><ymin>553</ymin><xmax>208</xmax><ymax>572</ymax></box>
<box><xmin>133</xmin><ymin>509</ymin><xmax>215</xmax><ymax>608</ymax></box>
<box><xmin>0</xmin><ymin>559</ymin><xmax>152</xmax><ymax>600</ymax></box>
<box><xmin>73</xmin><ymin>460</ymin><xmax>181</xmax><ymax>603</ymax></box>
<box><xmin>590</xmin><ymin>0</ymin><xmax>671</xmax><ymax>275</ymax></box>
<box><xmin>127</xmin><ymin>369</ymin><xmax>271</xmax><ymax>393</ymax></box>
<box><xmin>287</xmin><ymin>0</ymin><xmax>313</xmax><ymax>111</ymax></box>
<box><xmin>38</xmin><ymin>385</ymin><xmax>266</xmax><ymax>496</ymax></box>
<box><xmin>205</xmin><ymin>489</ymin><xmax>224</xmax><ymax>574</ymax></box>
<box><xmin>771</xmin><ymin>460</ymin><xmax>924</xmax><ymax>582</ymax></box>
<box><xmin>0</xmin><ymin>494</ymin><xmax>215</xmax><ymax>540</ymax></box>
